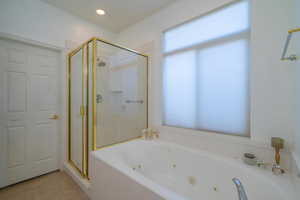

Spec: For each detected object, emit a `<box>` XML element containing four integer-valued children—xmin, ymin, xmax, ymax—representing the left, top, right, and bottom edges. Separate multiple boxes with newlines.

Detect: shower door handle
<box><xmin>49</xmin><ymin>114</ymin><xmax>59</xmax><ymax>120</ymax></box>
<box><xmin>125</xmin><ymin>100</ymin><xmax>144</xmax><ymax>104</ymax></box>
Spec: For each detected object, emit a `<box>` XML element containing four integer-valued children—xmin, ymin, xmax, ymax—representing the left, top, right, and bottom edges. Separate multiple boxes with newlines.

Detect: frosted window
<box><xmin>163</xmin><ymin>51</ymin><xmax>197</xmax><ymax>128</ymax></box>
<box><xmin>163</xmin><ymin>1</ymin><xmax>250</xmax><ymax>136</ymax></box>
<box><xmin>164</xmin><ymin>1</ymin><xmax>249</xmax><ymax>53</ymax></box>
<box><xmin>196</xmin><ymin>40</ymin><xmax>249</xmax><ymax>135</ymax></box>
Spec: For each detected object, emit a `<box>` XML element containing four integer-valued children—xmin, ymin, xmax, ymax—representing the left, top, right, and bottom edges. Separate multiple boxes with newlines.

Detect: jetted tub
<box><xmin>90</xmin><ymin>139</ymin><xmax>296</xmax><ymax>200</ymax></box>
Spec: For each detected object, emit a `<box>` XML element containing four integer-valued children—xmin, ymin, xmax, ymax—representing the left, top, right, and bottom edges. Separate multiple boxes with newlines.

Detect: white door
<box><xmin>0</xmin><ymin>38</ymin><xmax>60</xmax><ymax>187</ymax></box>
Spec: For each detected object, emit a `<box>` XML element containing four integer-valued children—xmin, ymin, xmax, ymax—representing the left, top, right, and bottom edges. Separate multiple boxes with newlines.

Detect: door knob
<box><xmin>49</xmin><ymin>114</ymin><xmax>59</xmax><ymax>120</ymax></box>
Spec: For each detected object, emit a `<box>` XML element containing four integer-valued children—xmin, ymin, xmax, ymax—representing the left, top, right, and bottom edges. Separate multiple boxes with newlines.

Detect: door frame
<box><xmin>0</xmin><ymin>32</ymin><xmax>65</xmax><ymax>188</ymax></box>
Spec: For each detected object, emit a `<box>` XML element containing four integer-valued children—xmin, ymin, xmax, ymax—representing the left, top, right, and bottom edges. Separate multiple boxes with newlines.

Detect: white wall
<box><xmin>294</xmin><ymin>0</ymin><xmax>300</xmax><ymax>165</ymax></box>
<box><xmin>250</xmin><ymin>0</ymin><xmax>296</xmax><ymax>148</ymax></box>
<box><xmin>293</xmin><ymin>0</ymin><xmax>300</xmax><ymax>185</ymax></box>
<box><xmin>117</xmin><ymin>0</ymin><xmax>297</xmax><ymax>152</ymax></box>
<box><xmin>0</xmin><ymin>0</ymin><xmax>116</xmax><ymax>48</ymax></box>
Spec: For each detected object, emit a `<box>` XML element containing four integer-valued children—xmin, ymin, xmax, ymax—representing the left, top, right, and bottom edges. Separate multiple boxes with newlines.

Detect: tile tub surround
<box><xmin>0</xmin><ymin>171</ymin><xmax>89</xmax><ymax>200</ymax></box>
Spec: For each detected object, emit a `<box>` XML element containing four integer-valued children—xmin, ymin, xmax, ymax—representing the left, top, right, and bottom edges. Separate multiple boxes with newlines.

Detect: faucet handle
<box><xmin>142</xmin><ymin>128</ymin><xmax>159</xmax><ymax>140</ymax></box>
<box><xmin>142</xmin><ymin>128</ymin><xmax>149</xmax><ymax>140</ymax></box>
<box><xmin>272</xmin><ymin>164</ymin><xmax>285</xmax><ymax>175</ymax></box>
<box><xmin>151</xmin><ymin>129</ymin><xmax>159</xmax><ymax>139</ymax></box>
<box><xmin>256</xmin><ymin>160</ymin><xmax>271</xmax><ymax>168</ymax></box>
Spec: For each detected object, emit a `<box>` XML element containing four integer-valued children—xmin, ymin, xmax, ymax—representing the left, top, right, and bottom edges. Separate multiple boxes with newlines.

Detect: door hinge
<box><xmin>80</xmin><ymin>105</ymin><xmax>85</xmax><ymax>116</ymax></box>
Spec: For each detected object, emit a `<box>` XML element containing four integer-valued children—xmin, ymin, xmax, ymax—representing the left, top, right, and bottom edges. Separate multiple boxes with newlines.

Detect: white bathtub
<box><xmin>90</xmin><ymin>139</ymin><xmax>296</xmax><ymax>200</ymax></box>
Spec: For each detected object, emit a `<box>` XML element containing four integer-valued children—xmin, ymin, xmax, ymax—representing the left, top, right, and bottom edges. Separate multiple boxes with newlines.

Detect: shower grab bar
<box><xmin>125</xmin><ymin>100</ymin><xmax>144</xmax><ymax>104</ymax></box>
<box><xmin>281</xmin><ymin>28</ymin><xmax>300</xmax><ymax>61</ymax></box>
<box><xmin>232</xmin><ymin>178</ymin><xmax>248</xmax><ymax>200</ymax></box>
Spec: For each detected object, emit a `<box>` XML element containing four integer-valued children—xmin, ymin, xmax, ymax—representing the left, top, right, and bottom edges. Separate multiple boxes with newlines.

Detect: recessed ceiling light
<box><xmin>96</xmin><ymin>9</ymin><xmax>105</xmax><ymax>15</ymax></box>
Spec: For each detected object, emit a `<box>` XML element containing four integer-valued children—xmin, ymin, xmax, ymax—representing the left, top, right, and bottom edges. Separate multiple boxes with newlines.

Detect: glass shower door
<box><xmin>68</xmin><ymin>47</ymin><xmax>87</xmax><ymax>176</ymax></box>
<box><xmin>67</xmin><ymin>38</ymin><xmax>148</xmax><ymax>177</ymax></box>
<box><xmin>94</xmin><ymin>40</ymin><xmax>148</xmax><ymax>149</ymax></box>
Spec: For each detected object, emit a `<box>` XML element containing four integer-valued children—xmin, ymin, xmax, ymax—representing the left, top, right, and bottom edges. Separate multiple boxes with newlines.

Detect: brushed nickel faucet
<box><xmin>232</xmin><ymin>178</ymin><xmax>248</xmax><ymax>200</ymax></box>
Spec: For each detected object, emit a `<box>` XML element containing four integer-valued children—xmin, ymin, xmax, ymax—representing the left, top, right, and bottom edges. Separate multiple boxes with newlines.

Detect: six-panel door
<box><xmin>0</xmin><ymin>38</ymin><xmax>60</xmax><ymax>187</ymax></box>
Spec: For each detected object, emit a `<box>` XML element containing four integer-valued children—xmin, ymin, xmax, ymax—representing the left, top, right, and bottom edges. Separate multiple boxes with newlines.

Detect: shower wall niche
<box><xmin>68</xmin><ymin>38</ymin><xmax>148</xmax><ymax>178</ymax></box>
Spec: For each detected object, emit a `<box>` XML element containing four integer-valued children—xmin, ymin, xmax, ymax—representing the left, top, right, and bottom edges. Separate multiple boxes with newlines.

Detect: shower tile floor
<box><xmin>0</xmin><ymin>171</ymin><xmax>89</xmax><ymax>200</ymax></box>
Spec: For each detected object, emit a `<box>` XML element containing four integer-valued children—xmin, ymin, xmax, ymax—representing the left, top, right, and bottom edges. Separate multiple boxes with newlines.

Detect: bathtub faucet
<box><xmin>232</xmin><ymin>178</ymin><xmax>248</xmax><ymax>200</ymax></box>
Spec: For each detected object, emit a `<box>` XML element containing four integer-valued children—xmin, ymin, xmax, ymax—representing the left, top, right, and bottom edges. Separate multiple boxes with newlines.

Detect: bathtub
<box><xmin>90</xmin><ymin>139</ymin><xmax>296</xmax><ymax>200</ymax></box>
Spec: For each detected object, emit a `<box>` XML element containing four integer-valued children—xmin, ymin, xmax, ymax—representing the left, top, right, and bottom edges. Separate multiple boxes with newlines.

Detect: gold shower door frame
<box><xmin>67</xmin><ymin>43</ymin><xmax>89</xmax><ymax>178</ymax></box>
<box><xmin>67</xmin><ymin>37</ymin><xmax>148</xmax><ymax>178</ymax></box>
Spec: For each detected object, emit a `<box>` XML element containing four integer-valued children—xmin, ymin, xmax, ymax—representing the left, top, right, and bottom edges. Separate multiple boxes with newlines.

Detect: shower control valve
<box><xmin>96</xmin><ymin>94</ymin><xmax>103</xmax><ymax>103</ymax></box>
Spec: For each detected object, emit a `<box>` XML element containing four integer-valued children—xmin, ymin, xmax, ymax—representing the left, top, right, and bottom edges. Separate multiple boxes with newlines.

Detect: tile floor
<box><xmin>0</xmin><ymin>171</ymin><xmax>89</xmax><ymax>200</ymax></box>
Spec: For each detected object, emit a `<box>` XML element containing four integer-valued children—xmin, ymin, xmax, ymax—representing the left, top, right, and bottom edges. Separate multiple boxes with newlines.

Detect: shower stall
<box><xmin>67</xmin><ymin>38</ymin><xmax>148</xmax><ymax>178</ymax></box>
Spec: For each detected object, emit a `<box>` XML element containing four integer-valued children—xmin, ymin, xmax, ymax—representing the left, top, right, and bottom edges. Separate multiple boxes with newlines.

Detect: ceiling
<box><xmin>42</xmin><ymin>0</ymin><xmax>177</xmax><ymax>32</ymax></box>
